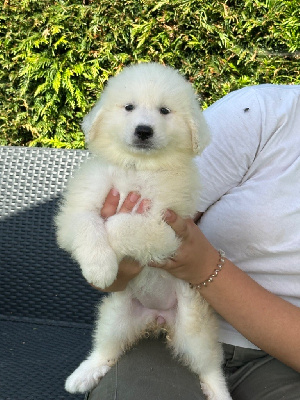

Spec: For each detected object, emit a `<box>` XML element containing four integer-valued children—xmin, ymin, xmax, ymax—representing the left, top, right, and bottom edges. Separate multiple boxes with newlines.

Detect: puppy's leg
<box><xmin>65</xmin><ymin>291</ymin><xmax>150</xmax><ymax>394</ymax></box>
<box><xmin>57</xmin><ymin>210</ymin><xmax>119</xmax><ymax>288</ymax></box>
<box><xmin>105</xmin><ymin>213</ymin><xmax>180</xmax><ymax>264</ymax></box>
<box><xmin>169</xmin><ymin>283</ymin><xmax>232</xmax><ymax>400</ymax></box>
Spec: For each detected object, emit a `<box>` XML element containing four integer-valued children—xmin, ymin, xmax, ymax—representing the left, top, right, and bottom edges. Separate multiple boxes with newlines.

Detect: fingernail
<box><xmin>142</xmin><ymin>199</ymin><xmax>151</xmax><ymax>212</ymax></box>
<box><xmin>111</xmin><ymin>188</ymin><xmax>119</xmax><ymax>197</ymax></box>
<box><xmin>164</xmin><ymin>209</ymin><xmax>172</xmax><ymax>220</ymax></box>
<box><xmin>130</xmin><ymin>192</ymin><xmax>140</xmax><ymax>203</ymax></box>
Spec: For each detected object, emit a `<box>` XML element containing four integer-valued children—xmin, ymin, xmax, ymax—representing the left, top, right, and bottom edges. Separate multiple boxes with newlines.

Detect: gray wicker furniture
<box><xmin>0</xmin><ymin>146</ymin><xmax>105</xmax><ymax>400</ymax></box>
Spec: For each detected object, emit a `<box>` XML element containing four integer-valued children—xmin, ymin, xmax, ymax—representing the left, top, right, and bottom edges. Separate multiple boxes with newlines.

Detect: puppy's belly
<box><xmin>134</xmin><ymin>291</ymin><xmax>177</xmax><ymax>311</ymax></box>
<box><xmin>132</xmin><ymin>298</ymin><xmax>177</xmax><ymax>326</ymax></box>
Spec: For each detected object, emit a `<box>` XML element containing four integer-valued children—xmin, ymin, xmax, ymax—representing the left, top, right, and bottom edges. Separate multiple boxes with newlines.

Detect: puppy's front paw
<box><xmin>81</xmin><ymin>250</ymin><xmax>119</xmax><ymax>288</ymax></box>
<box><xmin>65</xmin><ymin>360</ymin><xmax>111</xmax><ymax>394</ymax></box>
<box><xmin>82</xmin><ymin>260</ymin><xmax>118</xmax><ymax>289</ymax></box>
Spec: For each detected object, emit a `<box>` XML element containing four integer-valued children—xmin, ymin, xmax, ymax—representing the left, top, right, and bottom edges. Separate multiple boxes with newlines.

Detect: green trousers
<box><xmin>87</xmin><ymin>338</ymin><xmax>300</xmax><ymax>400</ymax></box>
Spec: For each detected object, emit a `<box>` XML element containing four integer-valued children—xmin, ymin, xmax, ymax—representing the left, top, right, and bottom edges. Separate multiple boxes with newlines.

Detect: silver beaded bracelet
<box><xmin>189</xmin><ymin>249</ymin><xmax>226</xmax><ymax>290</ymax></box>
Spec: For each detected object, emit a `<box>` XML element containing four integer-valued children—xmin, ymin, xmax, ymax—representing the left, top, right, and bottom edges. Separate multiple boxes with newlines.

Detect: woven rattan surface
<box><xmin>0</xmin><ymin>146</ymin><xmax>105</xmax><ymax>399</ymax></box>
<box><xmin>0</xmin><ymin>146</ymin><xmax>103</xmax><ymax>323</ymax></box>
<box><xmin>1</xmin><ymin>318</ymin><xmax>92</xmax><ymax>400</ymax></box>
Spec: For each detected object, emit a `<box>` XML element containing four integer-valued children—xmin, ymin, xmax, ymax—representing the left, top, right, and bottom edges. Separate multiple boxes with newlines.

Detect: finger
<box><xmin>119</xmin><ymin>192</ymin><xmax>141</xmax><ymax>213</ymax></box>
<box><xmin>194</xmin><ymin>211</ymin><xmax>203</xmax><ymax>224</ymax></box>
<box><xmin>163</xmin><ymin>209</ymin><xmax>189</xmax><ymax>239</ymax></box>
<box><xmin>101</xmin><ymin>188</ymin><xmax>120</xmax><ymax>219</ymax></box>
<box><xmin>136</xmin><ymin>199</ymin><xmax>151</xmax><ymax>214</ymax></box>
<box><xmin>149</xmin><ymin>257</ymin><xmax>177</xmax><ymax>270</ymax></box>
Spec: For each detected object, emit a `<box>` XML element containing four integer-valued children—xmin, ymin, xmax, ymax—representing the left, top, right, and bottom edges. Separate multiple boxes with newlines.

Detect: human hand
<box><xmin>92</xmin><ymin>188</ymin><xmax>149</xmax><ymax>292</ymax></box>
<box><xmin>150</xmin><ymin>209</ymin><xmax>219</xmax><ymax>286</ymax></box>
<box><xmin>101</xmin><ymin>188</ymin><xmax>151</xmax><ymax>219</ymax></box>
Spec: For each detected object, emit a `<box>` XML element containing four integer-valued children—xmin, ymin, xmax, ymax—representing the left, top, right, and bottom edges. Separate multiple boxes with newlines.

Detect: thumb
<box><xmin>163</xmin><ymin>209</ymin><xmax>189</xmax><ymax>239</ymax></box>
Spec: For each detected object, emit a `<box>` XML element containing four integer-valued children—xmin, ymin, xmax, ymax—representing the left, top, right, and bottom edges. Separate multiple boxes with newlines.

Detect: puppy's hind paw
<box><xmin>201</xmin><ymin>382</ymin><xmax>232</xmax><ymax>400</ymax></box>
<box><xmin>65</xmin><ymin>362</ymin><xmax>111</xmax><ymax>394</ymax></box>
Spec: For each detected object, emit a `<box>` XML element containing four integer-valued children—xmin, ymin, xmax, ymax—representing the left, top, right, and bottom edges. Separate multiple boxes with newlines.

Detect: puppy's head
<box><xmin>82</xmin><ymin>63</ymin><xmax>210</xmax><ymax>169</ymax></box>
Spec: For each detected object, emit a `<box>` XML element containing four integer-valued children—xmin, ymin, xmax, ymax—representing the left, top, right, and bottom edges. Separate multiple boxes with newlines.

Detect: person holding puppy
<box><xmin>88</xmin><ymin>84</ymin><xmax>300</xmax><ymax>399</ymax></box>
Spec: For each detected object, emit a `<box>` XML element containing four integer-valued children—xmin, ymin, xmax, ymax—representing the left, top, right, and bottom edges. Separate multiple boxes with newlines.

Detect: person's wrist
<box><xmin>190</xmin><ymin>247</ymin><xmax>221</xmax><ymax>287</ymax></box>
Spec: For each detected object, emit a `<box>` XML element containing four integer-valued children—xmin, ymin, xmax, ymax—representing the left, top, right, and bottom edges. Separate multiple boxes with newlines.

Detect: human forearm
<box><xmin>158</xmin><ymin>210</ymin><xmax>300</xmax><ymax>372</ymax></box>
<box><xmin>199</xmin><ymin>259</ymin><xmax>300</xmax><ymax>372</ymax></box>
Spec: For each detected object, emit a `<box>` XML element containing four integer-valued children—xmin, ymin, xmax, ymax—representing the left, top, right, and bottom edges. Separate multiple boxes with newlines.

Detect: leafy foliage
<box><xmin>1</xmin><ymin>0</ymin><xmax>299</xmax><ymax>147</ymax></box>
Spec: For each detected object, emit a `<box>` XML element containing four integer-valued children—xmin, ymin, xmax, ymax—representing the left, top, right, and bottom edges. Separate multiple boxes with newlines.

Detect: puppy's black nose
<box><xmin>134</xmin><ymin>125</ymin><xmax>154</xmax><ymax>141</ymax></box>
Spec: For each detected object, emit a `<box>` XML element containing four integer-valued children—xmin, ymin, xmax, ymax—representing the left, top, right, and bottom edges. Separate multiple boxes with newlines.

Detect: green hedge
<box><xmin>1</xmin><ymin>0</ymin><xmax>299</xmax><ymax>148</ymax></box>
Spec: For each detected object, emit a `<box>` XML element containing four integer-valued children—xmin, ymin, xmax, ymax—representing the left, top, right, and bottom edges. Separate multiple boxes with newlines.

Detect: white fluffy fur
<box><xmin>55</xmin><ymin>63</ymin><xmax>232</xmax><ymax>399</ymax></box>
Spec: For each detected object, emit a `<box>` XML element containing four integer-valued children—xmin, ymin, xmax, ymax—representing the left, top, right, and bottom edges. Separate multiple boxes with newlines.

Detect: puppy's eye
<box><xmin>160</xmin><ymin>107</ymin><xmax>171</xmax><ymax>115</ymax></box>
<box><xmin>125</xmin><ymin>104</ymin><xmax>135</xmax><ymax>112</ymax></box>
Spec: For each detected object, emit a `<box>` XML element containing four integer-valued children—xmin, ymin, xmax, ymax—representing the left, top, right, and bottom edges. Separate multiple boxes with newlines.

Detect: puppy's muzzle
<box><xmin>135</xmin><ymin>125</ymin><xmax>153</xmax><ymax>141</ymax></box>
<box><xmin>133</xmin><ymin>125</ymin><xmax>154</xmax><ymax>149</ymax></box>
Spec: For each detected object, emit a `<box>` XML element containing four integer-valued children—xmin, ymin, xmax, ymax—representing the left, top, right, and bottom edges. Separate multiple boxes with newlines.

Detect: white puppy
<box><xmin>55</xmin><ymin>63</ymin><xmax>232</xmax><ymax>400</ymax></box>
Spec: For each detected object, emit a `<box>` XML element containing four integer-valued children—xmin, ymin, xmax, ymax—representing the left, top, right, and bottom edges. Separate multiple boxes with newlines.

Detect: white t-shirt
<box><xmin>197</xmin><ymin>84</ymin><xmax>300</xmax><ymax>349</ymax></box>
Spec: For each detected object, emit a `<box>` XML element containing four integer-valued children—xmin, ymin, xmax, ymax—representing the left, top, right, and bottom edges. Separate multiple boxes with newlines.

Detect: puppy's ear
<box><xmin>188</xmin><ymin>104</ymin><xmax>211</xmax><ymax>155</ymax></box>
<box><xmin>81</xmin><ymin>99</ymin><xmax>103</xmax><ymax>143</ymax></box>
